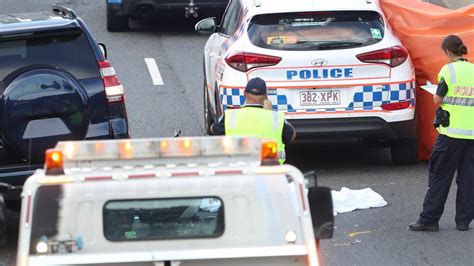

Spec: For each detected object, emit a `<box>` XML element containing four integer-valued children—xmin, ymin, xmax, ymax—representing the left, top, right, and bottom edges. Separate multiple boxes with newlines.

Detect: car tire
<box><xmin>0</xmin><ymin>195</ymin><xmax>6</xmax><ymax>249</ymax></box>
<box><xmin>203</xmin><ymin>81</ymin><xmax>214</xmax><ymax>135</ymax></box>
<box><xmin>107</xmin><ymin>6</ymin><xmax>129</xmax><ymax>32</ymax></box>
<box><xmin>391</xmin><ymin>138</ymin><xmax>418</xmax><ymax>165</ymax></box>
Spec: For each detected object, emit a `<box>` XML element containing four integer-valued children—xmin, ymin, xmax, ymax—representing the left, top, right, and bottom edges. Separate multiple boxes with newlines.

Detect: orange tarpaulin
<box><xmin>379</xmin><ymin>0</ymin><xmax>474</xmax><ymax>160</ymax></box>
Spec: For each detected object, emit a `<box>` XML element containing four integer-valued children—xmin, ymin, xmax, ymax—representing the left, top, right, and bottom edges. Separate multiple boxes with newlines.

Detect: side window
<box><xmin>220</xmin><ymin>0</ymin><xmax>242</xmax><ymax>36</ymax></box>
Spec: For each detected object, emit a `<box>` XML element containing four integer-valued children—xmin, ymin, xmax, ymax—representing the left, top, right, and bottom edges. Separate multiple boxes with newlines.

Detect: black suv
<box><xmin>107</xmin><ymin>0</ymin><xmax>228</xmax><ymax>31</ymax></box>
<box><xmin>0</xmin><ymin>5</ymin><xmax>129</xmax><ymax>246</ymax></box>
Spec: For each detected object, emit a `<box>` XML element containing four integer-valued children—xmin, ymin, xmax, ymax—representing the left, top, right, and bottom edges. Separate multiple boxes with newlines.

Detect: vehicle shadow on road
<box><xmin>286</xmin><ymin>140</ymin><xmax>396</xmax><ymax>171</ymax></box>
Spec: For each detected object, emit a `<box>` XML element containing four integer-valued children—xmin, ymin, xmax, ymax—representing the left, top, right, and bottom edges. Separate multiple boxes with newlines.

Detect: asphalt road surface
<box><xmin>1</xmin><ymin>0</ymin><xmax>473</xmax><ymax>265</ymax></box>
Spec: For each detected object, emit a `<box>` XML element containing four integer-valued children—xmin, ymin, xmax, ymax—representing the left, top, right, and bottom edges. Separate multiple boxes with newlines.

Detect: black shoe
<box><xmin>409</xmin><ymin>222</ymin><xmax>439</xmax><ymax>231</ymax></box>
<box><xmin>456</xmin><ymin>224</ymin><xmax>469</xmax><ymax>231</ymax></box>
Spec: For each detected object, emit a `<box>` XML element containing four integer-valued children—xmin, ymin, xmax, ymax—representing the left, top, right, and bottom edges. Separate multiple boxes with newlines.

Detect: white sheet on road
<box><xmin>332</xmin><ymin>187</ymin><xmax>387</xmax><ymax>216</ymax></box>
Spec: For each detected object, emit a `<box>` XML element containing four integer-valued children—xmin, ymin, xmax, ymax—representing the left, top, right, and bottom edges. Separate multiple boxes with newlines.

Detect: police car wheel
<box><xmin>203</xmin><ymin>82</ymin><xmax>214</xmax><ymax>135</ymax></box>
<box><xmin>107</xmin><ymin>6</ymin><xmax>129</xmax><ymax>32</ymax></box>
<box><xmin>391</xmin><ymin>138</ymin><xmax>418</xmax><ymax>165</ymax></box>
<box><xmin>0</xmin><ymin>195</ymin><xmax>6</xmax><ymax>249</ymax></box>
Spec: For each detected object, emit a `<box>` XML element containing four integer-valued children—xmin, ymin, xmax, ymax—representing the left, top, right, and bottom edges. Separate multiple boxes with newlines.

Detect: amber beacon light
<box><xmin>45</xmin><ymin>149</ymin><xmax>65</xmax><ymax>175</ymax></box>
<box><xmin>261</xmin><ymin>140</ymin><xmax>279</xmax><ymax>165</ymax></box>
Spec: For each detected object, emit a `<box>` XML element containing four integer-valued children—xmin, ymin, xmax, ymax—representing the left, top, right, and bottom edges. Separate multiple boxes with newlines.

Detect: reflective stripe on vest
<box><xmin>446</xmin><ymin>128</ymin><xmax>474</xmax><ymax>137</ymax></box>
<box><xmin>442</xmin><ymin>96</ymin><xmax>474</xmax><ymax>107</ymax></box>
<box><xmin>447</xmin><ymin>63</ymin><xmax>457</xmax><ymax>84</ymax></box>
<box><xmin>228</xmin><ymin>110</ymin><xmax>237</xmax><ymax>129</ymax></box>
<box><xmin>272</xmin><ymin>111</ymin><xmax>279</xmax><ymax>130</ymax></box>
<box><xmin>438</xmin><ymin>61</ymin><xmax>474</xmax><ymax>140</ymax></box>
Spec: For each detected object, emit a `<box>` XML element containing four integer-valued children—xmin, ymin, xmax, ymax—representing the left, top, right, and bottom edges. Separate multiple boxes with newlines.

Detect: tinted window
<box><xmin>103</xmin><ymin>197</ymin><xmax>225</xmax><ymax>241</ymax></box>
<box><xmin>248</xmin><ymin>11</ymin><xmax>385</xmax><ymax>51</ymax></box>
<box><xmin>29</xmin><ymin>185</ymin><xmax>63</xmax><ymax>254</ymax></box>
<box><xmin>0</xmin><ymin>32</ymin><xmax>99</xmax><ymax>81</ymax></box>
<box><xmin>220</xmin><ymin>0</ymin><xmax>242</xmax><ymax>36</ymax></box>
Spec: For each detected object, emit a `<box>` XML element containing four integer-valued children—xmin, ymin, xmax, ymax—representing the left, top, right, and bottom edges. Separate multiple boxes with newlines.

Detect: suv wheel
<box><xmin>203</xmin><ymin>81</ymin><xmax>214</xmax><ymax>135</ymax></box>
<box><xmin>107</xmin><ymin>6</ymin><xmax>129</xmax><ymax>32</ymax></box>
<box><xmin>391</xmin><ymin>138</ymin><xmax>418</xmax><ymax>165</ymax></box>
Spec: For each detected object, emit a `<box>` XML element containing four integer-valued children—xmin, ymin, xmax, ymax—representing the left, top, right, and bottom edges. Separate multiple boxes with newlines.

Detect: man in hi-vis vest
<box><xmin>410</xmin><ymin>35</ymin><xmax>474</xmax><ymax>232</ymax></box>
<box><xmin>210</xmin><ymin>77</ymin><xmax>296</xmax><ymax>163</ymax></box>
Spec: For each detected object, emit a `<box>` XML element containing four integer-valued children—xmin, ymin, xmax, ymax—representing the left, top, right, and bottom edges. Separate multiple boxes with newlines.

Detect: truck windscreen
<box><xmin>103</xmin><ymin>197</ymin><xmax>225</xmax><ymax>241</ymax></box>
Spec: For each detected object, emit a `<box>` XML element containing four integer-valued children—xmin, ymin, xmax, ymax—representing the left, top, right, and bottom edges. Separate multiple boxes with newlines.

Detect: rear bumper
<box><xmin>289</xmin><ymin>117</ymin><xmax>417</xmax><ymax>141</ymax></box>
<box><xmin>110</xmin><ymin>0</ymin><xmax>227</xmax><ymax>17</ymax></box>
<box><xmin>0</xmin><ymin>119</ymin><xmax>129</xmax><ymax>202</ymax></box>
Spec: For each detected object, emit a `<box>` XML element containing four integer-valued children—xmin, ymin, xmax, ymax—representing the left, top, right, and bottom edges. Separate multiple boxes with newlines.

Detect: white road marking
<box><xmin>144</xmin><ymin>58</ymin><xmax>164</xmax><ymax>85</ymax></box>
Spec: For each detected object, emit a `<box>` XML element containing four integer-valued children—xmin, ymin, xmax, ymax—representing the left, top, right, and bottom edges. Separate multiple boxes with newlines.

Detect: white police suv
<box><xmin>196</xmin><ymin>0</ymin><xmax>418</xmax><ymax>165</ymax></box>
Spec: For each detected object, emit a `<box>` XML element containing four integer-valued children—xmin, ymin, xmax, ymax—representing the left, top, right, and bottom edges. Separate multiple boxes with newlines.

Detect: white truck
<box><xmin>17</xmin><ymin>136</ymin><xmax>333</xmax><ymax>266</ymax></box>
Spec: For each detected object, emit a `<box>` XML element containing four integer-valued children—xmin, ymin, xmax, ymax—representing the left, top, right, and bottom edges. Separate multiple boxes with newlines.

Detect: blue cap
<box><xmin>245</xmin><ymin>77</ymin><xmax>267</xmax><ymax>95</ymax></box>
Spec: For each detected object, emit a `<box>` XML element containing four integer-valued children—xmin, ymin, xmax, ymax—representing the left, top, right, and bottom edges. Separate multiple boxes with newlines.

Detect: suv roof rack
<box><xmin>52</xmin><ymin>4</ymin><xmax>77</xmax><ymax>19</ymax></box>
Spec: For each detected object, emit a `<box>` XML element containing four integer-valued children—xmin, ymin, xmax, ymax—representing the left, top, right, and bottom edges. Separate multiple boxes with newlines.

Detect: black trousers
<box><xmin>419</xmin><ymin>134</ymin><xmax>474</xmax><ymax>226</ymax></box>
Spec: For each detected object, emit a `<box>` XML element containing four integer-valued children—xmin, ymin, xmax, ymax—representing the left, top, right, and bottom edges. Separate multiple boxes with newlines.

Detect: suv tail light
<box><xmin>98</xmin><ymin>60</ymin><xmax>124</xmax><ymax>103</ymax></box>
<box><xmin>356</xmin><ymin>45</ymin><xmax>408</xmax><ymax>67</ymax></box>
<box><xmin>381</xmin><ymin>101</ymin><xmax>411</xmax><ymax>110</ymax></box>
<box><xmin>225</xmin><ymin>52</ymin><xmax>282</xmax><ymax>72</ymax></box>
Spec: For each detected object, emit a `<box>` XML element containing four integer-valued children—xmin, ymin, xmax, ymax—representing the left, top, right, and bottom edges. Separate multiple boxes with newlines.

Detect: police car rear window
<box><xmin>103</xmin><ymin>197</ymin><xmax>225</xmax><ymax>241</ymax></box>
<box><xmin>248</xmin><ymin>11</ymin><xmax>385</xmax><ymax>51</ymax></box>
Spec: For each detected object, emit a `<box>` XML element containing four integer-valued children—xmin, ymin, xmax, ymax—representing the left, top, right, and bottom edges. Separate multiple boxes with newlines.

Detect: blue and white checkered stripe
<box><xmin>219</xmin><ymin>80</ymin><xmax>415</xmax><ymax>112</ymax></box>
<box><xmin>219</xmin><ymin>88</ymin><xmax>294</xmax><ymax>111</ymax></box>
<box><xmin>220</xmin><ymin>88</ymin><xmax>246</xmax><ymax>109</ymax></box>
<box><xmin>349</xmin><ymin>80</ymin><xmax>416</xmax><ymax>109</ymax></box>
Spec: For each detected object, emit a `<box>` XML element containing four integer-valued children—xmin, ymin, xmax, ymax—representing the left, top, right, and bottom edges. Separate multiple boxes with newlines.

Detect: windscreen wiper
<box><xmin>315</xmin><ymin>41</ymin><xmax>364</xmax><ymax>49</ymax></box>
<box><xmin>295</xmin><ymin>40</ymin><xmax>364</xmax><ymax>49</ymax></box>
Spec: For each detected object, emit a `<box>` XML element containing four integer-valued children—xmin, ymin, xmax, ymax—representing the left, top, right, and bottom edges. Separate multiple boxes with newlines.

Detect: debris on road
<box><xmin>332</xmin><ymin>187</ymin><xmax>387</xmax><ymax>215</ymax></box>
<box><xmin>348</xmin><ymin>231</ymin><xmax>371</xmax><ymax>238</ymax></box>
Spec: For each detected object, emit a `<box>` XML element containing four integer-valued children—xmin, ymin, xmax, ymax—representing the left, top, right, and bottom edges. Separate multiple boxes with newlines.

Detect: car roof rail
<box><xmin>52</xmin><ymin>4</ymin><xmax>77</xmax><ymax>19</ymax></box>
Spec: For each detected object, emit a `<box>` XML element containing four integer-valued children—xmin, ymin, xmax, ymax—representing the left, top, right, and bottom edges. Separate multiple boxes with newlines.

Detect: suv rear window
<box><xmin>0</xmin><ymin>31</ymin><xmax>99</xmax><ymax>81</ymax></box>
<box><xmin>104</xmin><ymin>197</ymin><xmax>225</xmax><ymax>241</ymax></box>
<box><xmin>248</xmin><ymin>11</ymin><xmax>385</xmax><ymax>51</ymax></box>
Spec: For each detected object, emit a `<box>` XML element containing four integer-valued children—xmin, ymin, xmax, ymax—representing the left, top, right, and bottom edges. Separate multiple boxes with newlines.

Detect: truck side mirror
<box><xmin>308</xmin><ymin>186</ymin><xmax>334</xmax><ymax>239</ymax></box>
<box><xmin>195</xmin><ymin>17</ymin><xmax>217</xmax><ymax>34</ymax></box>
<box><xmin>303</xmin><ymin>170</ymin><xmax>317</xmax><ymax>189</ymax></box>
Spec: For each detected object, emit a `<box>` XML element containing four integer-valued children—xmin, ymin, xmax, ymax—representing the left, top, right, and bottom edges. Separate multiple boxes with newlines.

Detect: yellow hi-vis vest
<box><xmin>224</xmin><ymin>107</ymin><xmax>286</xmax><ymax>163</ymax></box>
<box><xmin>437</xmin><ymin>61</ymin><xmax>474</xmax><ymax>140</ymax></box>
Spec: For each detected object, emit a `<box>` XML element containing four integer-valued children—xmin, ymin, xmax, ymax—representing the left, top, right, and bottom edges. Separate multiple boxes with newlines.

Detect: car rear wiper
<box><xmin>295</xmin><ymin>40</ymin><xmax>364</xmax><ymax>49</ymax></box>
<box><xmin>316</xmin><ymin>41</ymin><xmax>364</xmax><ymax>49</ymax></box>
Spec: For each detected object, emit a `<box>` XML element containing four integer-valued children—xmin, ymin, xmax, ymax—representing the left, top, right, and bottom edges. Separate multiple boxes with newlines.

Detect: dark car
<box><xmin>106</xmin><ymin>0</ymin><xmax>228</xmax><ymax>31</ymax></box>
<box><xmin>0</xmin><ymin>5</ymin><xmax>129</xmax><ymax>247</ymax></box>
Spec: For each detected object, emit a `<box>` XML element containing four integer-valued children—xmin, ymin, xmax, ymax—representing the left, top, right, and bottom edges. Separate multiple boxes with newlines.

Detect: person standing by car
<box><xmin>209</xmin><ymin>77</ymin><xmax>296</xmax><ymax>163</ymax></box>
<box><xmin>409</xmin><ymin>35</ymin><xmax>474</xmax><ymax>232</ymax></box>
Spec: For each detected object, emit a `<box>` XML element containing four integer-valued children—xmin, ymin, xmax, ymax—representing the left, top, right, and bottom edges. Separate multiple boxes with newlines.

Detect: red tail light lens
<box><xmin>225</xmin><ymin>52</ymin><xmax>282</xmax><ymax>72</ymax></box>
<box><xmin>356</xmin><ymin>45</ymin><xmax>409</xmax><ymax>67</ymax></box>
<box><xmin>381</xmin><ymin>101</ymin><xmax>411</xmax><ymax>110</ymax></box>
<box><xmin>98</xmin><ymin>60</ymin><xmax>124</xmax><ymax>103</ymax></box>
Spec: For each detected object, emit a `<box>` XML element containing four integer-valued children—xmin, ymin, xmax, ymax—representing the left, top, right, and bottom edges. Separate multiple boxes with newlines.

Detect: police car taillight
<box><xmin>98</xmin><ymin>60</ymin><xmax>124</xmax><ymax>103</ymax></box>
<box><xmin>381</xmin><ymin>100</ymin><xmax>411</xmax><ymax>110</ymax></box>
<box><xmin>225</xmin><ymin>52</ymin><xmax>282</xmax><ymax>72</ymax></box>
<box><xmin>356</xmin><ymin>45</ymin><xmax>408</xmax><ymax>67</ymax></box>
